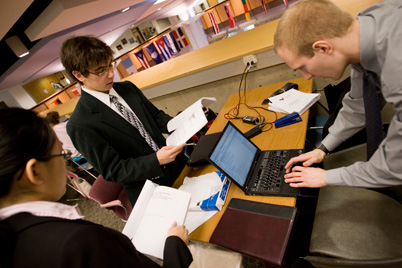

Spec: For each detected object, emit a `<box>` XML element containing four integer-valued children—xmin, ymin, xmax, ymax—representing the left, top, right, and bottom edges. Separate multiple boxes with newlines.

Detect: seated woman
<box><xmin>0</xmin><ymin>108</ymin><xmax>193</xmax><ymax>268</ymax></box>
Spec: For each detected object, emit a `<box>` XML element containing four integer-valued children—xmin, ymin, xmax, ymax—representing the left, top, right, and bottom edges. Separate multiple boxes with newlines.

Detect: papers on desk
<box><xmin>166</xmin><ymin>97</ymin><xmax>216</xmax><ymax>146</ymax></box>
<box><xmin>178</xmin><ymin>172</ymin><xmax>230</xmax><ymax>234</ymax></box>
<box><xmin>268</xmin><ymin>89</ymin><xmax>320</xmax><ymax>115</ymax></box>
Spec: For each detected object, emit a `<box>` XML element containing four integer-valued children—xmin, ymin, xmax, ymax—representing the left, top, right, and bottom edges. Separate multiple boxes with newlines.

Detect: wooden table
<box><xmin>173</xmin><ymin>77</ymin><xmax>313</xmax><ymax>242</ymax></box>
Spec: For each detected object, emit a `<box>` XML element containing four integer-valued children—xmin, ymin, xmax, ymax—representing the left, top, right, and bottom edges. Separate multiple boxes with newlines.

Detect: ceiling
<box><xmin>0</xmin><ymin>0</ymin><xmax>198</xmax><ymax>91</ymax></box>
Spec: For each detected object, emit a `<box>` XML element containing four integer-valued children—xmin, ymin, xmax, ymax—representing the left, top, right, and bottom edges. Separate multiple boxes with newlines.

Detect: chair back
<box><xmin>306</xmin><ymin>186</ymin><xmax>402</xmax><ymax>267</ymax></box>
<box><xmin>89</xmin><ymin>175</ymin><xmax>132</xmax><ymax>220</ymax></box>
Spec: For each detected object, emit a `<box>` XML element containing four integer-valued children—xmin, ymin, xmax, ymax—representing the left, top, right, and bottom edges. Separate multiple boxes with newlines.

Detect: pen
<box><xmin>185</xmin><ymin>143</ymin><xmax>197</xmax><ymax>146</ymax></box>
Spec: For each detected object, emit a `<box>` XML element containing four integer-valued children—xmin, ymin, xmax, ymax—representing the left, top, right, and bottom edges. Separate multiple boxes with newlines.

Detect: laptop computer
<box><xmin>207</xmin><ymin>121</ymin><xmax>303</xmax><ymax>196</ymax></box>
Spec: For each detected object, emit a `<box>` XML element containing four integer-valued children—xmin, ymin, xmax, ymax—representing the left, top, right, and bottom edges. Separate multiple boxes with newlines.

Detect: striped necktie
<box><xmin>110</xmin><ymin>95</ymin><xmax>159</xmax><ymax>152</ymax></box>
<box><xmin>361</xmin><ymin>66</ymin><xmax>384</xmax><ymax>159</ymax></box>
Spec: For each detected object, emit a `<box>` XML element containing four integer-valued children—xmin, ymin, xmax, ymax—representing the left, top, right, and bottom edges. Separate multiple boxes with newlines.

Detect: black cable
<box><xmin>224</xmin><ymin>63</ymin><xmax>278</xmax><ymax>133</ymax></box>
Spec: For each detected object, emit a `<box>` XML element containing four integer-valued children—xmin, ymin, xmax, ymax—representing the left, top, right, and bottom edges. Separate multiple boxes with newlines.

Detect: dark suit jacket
<box><xmin>67</xmin><ymin>81</ymin><xmax>186</xmax><ymax>204</ymax></box>
<box><xmin>0</xmin><ymin>213</ymin><xmax>192</xmax><ymax>268</ymax></box>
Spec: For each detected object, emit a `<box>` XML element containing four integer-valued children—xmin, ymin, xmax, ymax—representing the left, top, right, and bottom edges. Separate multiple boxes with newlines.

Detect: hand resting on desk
<box><xmin>284</xmin><ymin>149</ymin><xmax>328</xmax><ymax>188</ymax></box>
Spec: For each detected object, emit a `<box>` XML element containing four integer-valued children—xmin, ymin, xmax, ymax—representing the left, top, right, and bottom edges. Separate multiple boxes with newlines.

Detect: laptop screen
<box><xmin>209</xmin><ymin>122</ymin><xmax>258</xmax><ymax>187</ymax></box>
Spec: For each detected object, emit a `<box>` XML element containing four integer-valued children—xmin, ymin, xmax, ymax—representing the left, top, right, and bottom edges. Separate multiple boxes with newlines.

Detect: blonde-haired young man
<box><xmin>274</xmin><ymin>0</ymin><xmax>402</xmax><ymax>190</ymax></box>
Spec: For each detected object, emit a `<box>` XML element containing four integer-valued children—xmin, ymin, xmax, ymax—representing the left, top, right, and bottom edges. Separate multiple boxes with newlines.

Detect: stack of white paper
<box><xmin>268</xmin><ymin>89</ymin><xmax>320</xmax><ymax>115</ymax></box>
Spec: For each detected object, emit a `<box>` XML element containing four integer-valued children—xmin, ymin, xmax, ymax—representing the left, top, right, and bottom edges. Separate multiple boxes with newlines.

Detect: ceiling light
<box><xmin>154</xmin><ymin>0</ymin><xmax>168</xmax><ymax>5</ymax></box>
<box><xmin>5</xmin><ymin>36</ymin><xmax>29</xmax><ymax>58</ymax></box>
<box><xmin>19</xmin><ymin>52</ymin><xmax>29</xmax><ymax>58</ymax></box>
<box><xmin>121</xmin><ymin>7</ymin><xmax>130</xmax><ymax>12</ymax></box>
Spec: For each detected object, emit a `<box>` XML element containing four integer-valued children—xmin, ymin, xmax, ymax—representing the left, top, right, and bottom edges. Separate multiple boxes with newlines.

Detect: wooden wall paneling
<box><xmin>202</xmin><ymin>12</ymin><xmax>212</xmax><ymax>28</ymax></box>
<box><xmin>200</xmin><ymin>15</ymin><xmax>208</xmax><ymax>29</ymax></box>
<box><xmin>249</xmin><ymin>0</ymin><xmax>263</xmax><ymax>9</ymax></box>
<box><xmin>44</xmin><ymin>91</ymin><xmax>70</xmax><ymax>109</ymax></box>
<box><xmin>230</xmin><ymin>0</ymin><xmax>247</xmax><ymax>16</ymax></box>
<box><xmin>207</xmin><ymin>0</ymin><xmax>219</xmax><ymax>7</ymax></box>
<box><xmin>210</xmin><ymin>8</ymin><xmax>222</xmax><ymax>24</ymax></box>
<box><xmin>32</xmin><ymin>104</ymin><xmax>47</xmax><ymax>114</ymax></box>
<box><xmin>117</xmin><ymin>55</ymin><xmax>130</xmax><ymax>78</ymax></box>
<box><xmin>54</xmin><ymin>91</ymin><xmax>70</xmax><ymax>103</ymax></box>
<box><xmin>216</xmin><ymin>3</ymin><xmax>229</xmax><ymax>23</ymax></box>
<box><xmin>66</xmin><ymin>90</ymin><xmax>76</xmax><ymax>99</ymax></box>
<box><xmin>65</xmin><ymin>83</ymin><xmax>81</xmax><ymax>99</ymax></box>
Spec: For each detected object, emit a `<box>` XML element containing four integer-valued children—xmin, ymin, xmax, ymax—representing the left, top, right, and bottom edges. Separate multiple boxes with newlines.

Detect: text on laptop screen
<box><xmin>209</xmin><ymin>123</ymin><xmax>258</xmax><ymax>186</ymax></box>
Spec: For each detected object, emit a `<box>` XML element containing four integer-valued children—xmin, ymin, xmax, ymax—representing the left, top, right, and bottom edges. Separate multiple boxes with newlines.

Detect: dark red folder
<box><xmin>210</xmin><ymin>198</ymin><xmax>297</xmax><ymax>267</ymax></box>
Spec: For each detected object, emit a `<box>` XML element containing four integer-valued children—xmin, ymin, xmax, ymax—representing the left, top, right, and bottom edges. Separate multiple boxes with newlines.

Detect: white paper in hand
<box><xmin>166</xmin><ymin>97</ymin><xmax>216</xmax><ymax>146</ymax></box>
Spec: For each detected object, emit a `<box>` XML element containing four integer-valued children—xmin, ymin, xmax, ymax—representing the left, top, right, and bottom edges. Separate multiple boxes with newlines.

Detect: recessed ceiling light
<box><xmin>19</xmin><ymin>52</ymin><xmax>29</xmax><ymax>58</ymax></box>
<box><xmin>154</xmin><ymin>0</ymin><xmax>168</xmax><ymax>5</ymax></box>
<box><xmin>121</xmin><ymin>7</ymin><xmax>130</xmax><ymax>12</ymax></box>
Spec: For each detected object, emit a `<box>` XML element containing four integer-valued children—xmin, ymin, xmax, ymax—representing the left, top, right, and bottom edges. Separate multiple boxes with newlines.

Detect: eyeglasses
<box><xmin>87</xmin><ymin>62</ymin><xmax>116</xmax><ymax>77</ymax></box>
<box><xmin>38</xmin><ymin>150</ymin><xmax>72</xmax><ymax>162</ymax></box>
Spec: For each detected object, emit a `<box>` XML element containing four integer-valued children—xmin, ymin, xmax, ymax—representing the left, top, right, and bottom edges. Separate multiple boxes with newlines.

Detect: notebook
<box><xmin>207</xmin><ymin>121</ymin><xmax>302</xmax><ymax>196</ymax></box>
<box><xmin>210</xmin><ymin>198</ymin><xmax>297</xmax><ymax>266</ymax></box>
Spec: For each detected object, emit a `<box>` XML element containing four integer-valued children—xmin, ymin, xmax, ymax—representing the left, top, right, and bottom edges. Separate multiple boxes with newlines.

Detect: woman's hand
<box><xmin>167</xmin><ymin>221</ymin><xmax>189</xmax><ymax>245</ymax></box>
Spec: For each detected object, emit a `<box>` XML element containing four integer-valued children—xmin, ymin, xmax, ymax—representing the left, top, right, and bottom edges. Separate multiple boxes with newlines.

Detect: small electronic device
<box><xmin>242</xmin><ymin>116</ymin><xmax>265</xmax><ymax>125</ymax></box>
<box><xmin>242</xmin><ymin>116</ymin><xmax>259</xmax><ymax>124</ymax></box>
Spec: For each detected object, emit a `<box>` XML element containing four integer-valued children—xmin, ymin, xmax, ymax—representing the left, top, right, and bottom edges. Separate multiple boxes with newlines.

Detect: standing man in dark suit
<box><xmin>60</xmin><ymin>35</ymin><xmax>186</xmax><ymax>205</ymax></box>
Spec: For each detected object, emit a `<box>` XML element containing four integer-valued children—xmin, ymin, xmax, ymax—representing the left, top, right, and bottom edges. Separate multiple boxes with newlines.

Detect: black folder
<box><xmin>210</xmin><ymin>198</ymin><xmax>297</xmax><ymax>267</ymax></box>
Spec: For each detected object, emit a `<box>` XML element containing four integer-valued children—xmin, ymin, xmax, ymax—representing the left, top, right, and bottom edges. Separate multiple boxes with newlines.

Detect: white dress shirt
<box><xmin>0</xmin><ymin>201</ymin><xmax>83</xmax><ymax>220</ymax></box>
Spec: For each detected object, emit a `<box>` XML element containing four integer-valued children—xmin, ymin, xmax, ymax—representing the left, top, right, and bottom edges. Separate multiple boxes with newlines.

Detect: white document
<box><xmin>166</xmin><ymin>97</ymin><xmax>216</xmax><ymax>146</ymax></box>
<box><xmin>268</xmin><ymin>89</ymin><xmax>320</xmax><ymax>115</ymax></box>
<box><xmin>122</xmin><ymin>180</ymin><xmax>191</xmax><ymax>259</ymax></box>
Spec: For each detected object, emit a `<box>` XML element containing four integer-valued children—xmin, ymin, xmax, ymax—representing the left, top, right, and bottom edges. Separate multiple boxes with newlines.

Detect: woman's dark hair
<box><xmin>0</xmin><ymin>108</ymin><xmax>56</xmax><ymax>198</ymax></box>
<box><xmin>60</xmin><ymin>35</ymin><xmax>114</xmax><ymax>84</ymax></box>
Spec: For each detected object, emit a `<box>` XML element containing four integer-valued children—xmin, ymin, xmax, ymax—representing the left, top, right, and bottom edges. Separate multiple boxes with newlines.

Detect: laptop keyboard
<box><xmin>254</xmin><ymin>150</ymin><xmax>290</xmax><ymax>193</ymax></box>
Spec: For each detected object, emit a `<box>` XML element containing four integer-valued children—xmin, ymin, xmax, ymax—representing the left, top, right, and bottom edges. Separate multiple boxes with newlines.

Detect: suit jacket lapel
<box><xmin>81</xmin><ymin>91</ymin><xmax>145</xmax><ymax>142</ymax></box>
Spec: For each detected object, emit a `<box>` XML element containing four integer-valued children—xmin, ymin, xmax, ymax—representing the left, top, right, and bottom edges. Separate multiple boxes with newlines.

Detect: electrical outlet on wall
<box><xmin>243</xmin><ymin>54</ymin><xmax>258</xmax><ymax>67</ymax></box>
